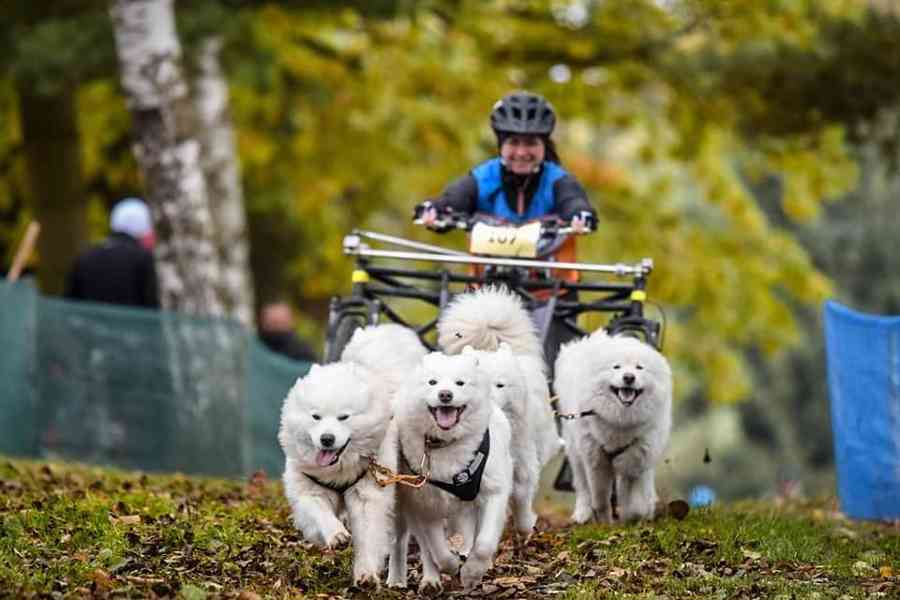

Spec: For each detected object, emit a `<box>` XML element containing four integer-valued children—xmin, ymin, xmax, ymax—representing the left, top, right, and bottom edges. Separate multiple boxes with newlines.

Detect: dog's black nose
<box><xmin>320</xmin><ymin>433</ymin><xmax>335</xmax><ymax>447</ymax></box>
<box><xmin>438</xmin><ymin>390</ymin><xmax>453</xmax><ymax>404</ymax></box>
<box><xmin>623</xmin><ymin>373</ymin><xmax>636</xmax><ymax>386</ymax></box>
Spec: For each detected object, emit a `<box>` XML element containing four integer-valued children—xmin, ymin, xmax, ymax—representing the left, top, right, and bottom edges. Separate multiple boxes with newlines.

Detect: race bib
<box><xmin>469</xmin><ymin>221</ymin><xmax>541</xmax><ymax>258</ymax></box>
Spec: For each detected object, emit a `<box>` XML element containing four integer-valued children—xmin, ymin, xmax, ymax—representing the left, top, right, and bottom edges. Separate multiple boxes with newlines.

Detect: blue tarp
<box><xmin>824</xmin><ymin>300</ymin><xmax>900</xmax><ymax>520</ymax></box>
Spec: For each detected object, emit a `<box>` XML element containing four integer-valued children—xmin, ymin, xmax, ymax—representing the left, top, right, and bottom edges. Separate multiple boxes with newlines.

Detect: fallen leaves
<box><xmin>3</xmin><ymin>458</ymin><xmax>899</xmax><ymax>600</ymax></box>
<box><xmin>110</xmin><ymin>514</ymin><xmax>142</xmax><ymax>525</ymax></box>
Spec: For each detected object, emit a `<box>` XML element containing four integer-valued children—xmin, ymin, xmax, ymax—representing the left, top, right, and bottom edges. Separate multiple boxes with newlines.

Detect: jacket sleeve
<box><xmin>64</xmin><ymin>258</ymin><xmax>83</xmax><ymax>300</ymax></box>
<box><xmin>553</xmin><ymin>175</ymin><xmax>597</xmax><ymax>222</ymax></box>
<box><xmin>141</xmin><ymin>254</ymin><xmax>161</xmax><ymax>309</ymax></box>
<box><xmin>430</xmin><ymin>174</ymin><xmax>479</xmax><ymax>215</ymax></box>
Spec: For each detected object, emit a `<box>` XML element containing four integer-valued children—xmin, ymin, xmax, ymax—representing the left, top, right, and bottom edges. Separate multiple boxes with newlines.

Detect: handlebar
<box><xmin>412</xmin><ymin>205</ymin><xmax>588</xmax><ymax>236</ymax></box>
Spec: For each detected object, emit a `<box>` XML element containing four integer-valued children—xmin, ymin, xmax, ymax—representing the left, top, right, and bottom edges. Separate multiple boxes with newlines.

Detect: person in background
<box><xmin>258</xmin><ymin>301</ymin><xmax>318</xmax><ymax>363</ymax></box>
<box><xmin>65</xmin><ymin>197</ymin><xmax>159</xmax><ymax>308</ymax></box>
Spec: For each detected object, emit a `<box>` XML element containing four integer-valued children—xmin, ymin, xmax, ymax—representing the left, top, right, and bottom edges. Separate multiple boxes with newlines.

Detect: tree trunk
<box><xmin>109</xmin><ymin>0</ymin><xmax>223</xmax><ymax>316</ymax></box>
<box><xmin>193</xmin><ymin>37</ymin><xmax>256</xmax><ymax>330</ymax></box>
<box><xmin>18</xmin><ymin>84</ymin><xmax>88</xmax><ymax>296</ymax></box>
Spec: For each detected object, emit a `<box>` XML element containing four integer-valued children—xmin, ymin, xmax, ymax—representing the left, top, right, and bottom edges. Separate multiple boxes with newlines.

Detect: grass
<box><xmin>0</xmin><ymin>457</ymin><xmax>897</xmax><ymax>599</ymax></box>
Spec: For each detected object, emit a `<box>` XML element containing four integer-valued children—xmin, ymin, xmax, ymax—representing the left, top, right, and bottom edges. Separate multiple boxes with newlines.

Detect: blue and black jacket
<box><xmin>429</xmin><ymin>157</ymin><xmax>595</xmax><ymax>226</ymax></box>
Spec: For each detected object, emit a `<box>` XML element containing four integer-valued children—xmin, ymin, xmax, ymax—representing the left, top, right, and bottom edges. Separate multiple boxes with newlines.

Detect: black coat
<box><xmin>65</xmin><ymin>233</ymin><xmax>159</xmax><ymax>308</ymax></box>
<box><xmin>259</xmin><ymin>331</ymin><xmax>318</xmax><ymax>363</ymax></box>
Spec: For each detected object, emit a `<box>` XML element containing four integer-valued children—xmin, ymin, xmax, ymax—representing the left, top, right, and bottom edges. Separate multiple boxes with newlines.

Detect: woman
<box><xmin>418</xmin><ymin>90</ymin><xmax>598</xmax><ymax>372</ymax></box>
<box><xmin>419</xmin><ymin>90</ymin><xmax>596</xmax><ymax>232</ymax></box>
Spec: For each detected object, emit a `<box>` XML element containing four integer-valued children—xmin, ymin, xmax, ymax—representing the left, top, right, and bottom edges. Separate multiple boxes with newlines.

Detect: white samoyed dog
<box><xmin>438</xmin><ymin>287</ymin><xmax>561</xmax><ymax>528</ymax></box>
<box><xmin>437</xmin><ymin>285</ymin><xmax>544</xmax><ymax>360</ymax></box>
<box><xmin>279</xmin><ymin>324</ymin><xmax>426</xmax><ymax>587</ymax></box>
<box><xmin>554</xmin><ymin>329</ymin><xmax>672</xmax><ymax>523</ymax></box>
<box><xmin>340</xmin><ymin>323</ymin><xmax>428</xmax><ymax>383</ymax></box>
<box><xmin>387</xmin><ymin>350</ymin><xmax>513</xmax><ymax>593</ymax></box>
<box><xmin>474</xmin><ymin>343</ymin><xmax>559</xmax><ymax>535</ymax></box>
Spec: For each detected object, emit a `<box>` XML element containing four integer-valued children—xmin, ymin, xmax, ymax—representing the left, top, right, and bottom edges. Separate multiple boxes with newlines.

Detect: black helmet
<box><xmin>490</xmin><ymin>91</ymin><xmax>556</xmax><ymax>137</ymax></box>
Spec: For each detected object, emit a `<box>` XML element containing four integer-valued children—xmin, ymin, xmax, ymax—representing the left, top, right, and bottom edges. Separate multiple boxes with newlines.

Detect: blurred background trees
<box><xmin>2</xmin><ymin>0</ymin><xmax>899</xmax><ymax>497</ymax></box>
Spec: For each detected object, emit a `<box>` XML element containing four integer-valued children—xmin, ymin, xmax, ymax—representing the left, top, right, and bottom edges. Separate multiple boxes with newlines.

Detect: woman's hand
<box><xmin>421</xmin><ymin>206</ymin><xmax>439</xmax><ymax>227</ymax></box>
<box><xmin>570</xmin><ymin>211</ymin><xmax>596</xmax><ymax>234</ymax></box>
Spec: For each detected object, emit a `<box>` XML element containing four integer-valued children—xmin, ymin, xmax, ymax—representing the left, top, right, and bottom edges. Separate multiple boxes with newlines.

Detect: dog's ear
<box><xmin>307</xmin><ymin>363</ymin><xmax>322</xmax><ymax>375</ymax></box>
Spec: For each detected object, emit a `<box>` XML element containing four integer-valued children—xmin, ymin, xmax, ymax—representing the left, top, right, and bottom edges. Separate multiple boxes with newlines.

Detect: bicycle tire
<box><xmin>324</xmin><ymin>315</ymin><xmax>365</xmax><ymax>363</ymax></box>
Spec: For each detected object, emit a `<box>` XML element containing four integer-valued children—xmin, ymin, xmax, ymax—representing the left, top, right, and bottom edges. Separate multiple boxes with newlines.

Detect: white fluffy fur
<box><xmin>475</xmin><ymin>343</ymin><xmax>560</xmax><ymax>534</ymax></box>
<box><xmin>438</xmin><ymin>287</ymin><xmax>561</xmax><ymax>534</ymax></box>
<box><xmin>438</xmin><ymin>286</ymin><xmax>544</xmax><ymax>362</ymax></box>
<box><xmin>341</xmin><ymin>323</ymin><xmax>428</xmax><ymax>381</ymax></box>
<box><xmin>279</xmin><ymin>324</ymin><xmax>426</xmax><ymax>587</ymax></box>
<box><xmin>387</xmin><ymin>350</ymin><xmax>513</xmax><ymax>593</ymax></box>
<box><xmin>555</xmin><ymin>330</ymin><xmax>672</xmax><ymax>523</ymax></box>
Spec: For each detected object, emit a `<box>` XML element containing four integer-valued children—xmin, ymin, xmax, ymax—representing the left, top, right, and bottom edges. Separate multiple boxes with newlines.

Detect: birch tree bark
<box><xmin>109</xmin><ymin>0</ymin><xmax>223</xmax><ymax>316</ymax></box>
<box><xmin>110</xmin><ymin>0</ymin><xmax>248</xmax><ymax>475</ymax></box>
<box><xmin>193</xmin><ymin>37</ymin><xmax>256</xmax><ymax>330</ymax></box>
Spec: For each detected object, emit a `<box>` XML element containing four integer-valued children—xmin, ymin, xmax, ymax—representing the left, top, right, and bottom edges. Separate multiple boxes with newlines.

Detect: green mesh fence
<box><xmin>0</xmin><ymin>279</ymin><xmax>309</xmax><ymax>479</ymax></box>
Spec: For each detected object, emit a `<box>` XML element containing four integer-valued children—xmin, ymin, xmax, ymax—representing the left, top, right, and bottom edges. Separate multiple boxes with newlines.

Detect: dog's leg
<box><xmin>584</xmin><ymin>445</ymin><xmax>614</xmax><ymax>524</ymax></box>
<box><xmin>417</xmin><ymin>517</ymin><xmax>461</xmax><ymax>576</ymax></box>
<box><xmin>617</xmin><ymin>468</ymin><xmax>657</xmax><ymax>522</ymax></box>
<box><xmin>511</xmin><ymin>454</ymin><xmax>539</xmax><ymax>535</ymax></box>
<box><xmin>447</xmin><ymin>506</ymin><xmax>476</xmax><ymax>557</ymax></box>
<box><xmin>415</xmin><ymin>527</ymin><xmax>446</xmax><ymax>595</ymax></box>
<box><xmin>347</xmin><ymin>483</ymin><xmax>392</xmax><ymax>587</ymax></box>
<box><xmin>290</xmin><ymin>495</ymin><xmax>350</xmax><ymax>548</ymax></box>
<box><xmin>387</xmin><ymin>511</ymin><xmax>409</xmax><ymax>589</ymax></box>
<box><xmin>461</xmin><ymin>491</ymin><xmax>508</xmax><ymax>591</ymax></box>
<box><xmin>569</xmin><ymin>452</ymin><xmax>595</xmax><ymax>523</ymax></box>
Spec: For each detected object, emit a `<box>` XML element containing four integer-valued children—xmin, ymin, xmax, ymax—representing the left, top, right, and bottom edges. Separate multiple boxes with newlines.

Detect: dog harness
<box><xmin>601</xmin><ymin>438</ymin><xmax>637</xmax><ymax>462</ymax></box>
<box><xmin>401</xmin><ymin>429</ymin><xmax>491</xmax><ymax>502</ymax></box>
<box><xmin>303</xmin><ymin>467</ymin><xmax>368</xmax><ymax>495</ymax></box>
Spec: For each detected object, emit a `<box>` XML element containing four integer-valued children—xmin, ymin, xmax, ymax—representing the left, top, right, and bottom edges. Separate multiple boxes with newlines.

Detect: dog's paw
<box><xmin>513</xmin><ymin>527</ymin><xmax>535</xmax><ymax>549</ymax></box>
<box><xmin>352</xmin><ymin>572</ymin><xmax>380</xmax><ymax>591</ymax></box>
<box><xmin>572</xmin><ymin>505</ymin><xmax>593</xmax><ymax>524</ymax></box>
<box><xmin>460</xmin><ymin>557</ymin><xmax>489</xmax><ymax>591</ymax></box>
<box><xmin>418</xmin><ymin>578</ymin><xmax>443</xmax><ymax>596</ymax></box>
<box><xmin>436</xmin><ymin>553</ymin><xmax>461</xmax><ymax>576</ymax></box>
<box><xmin>324</xmin><ymin>528</ymin><xmax>351</xmax><ymax>549</ymax></box>
<box><xmin>591</xmin><ymin>507</ymin><xmax>613</xmax><ymax>524</ymax></box>
<box><xmin>515</xmin><ymin>510</ymin><xmax>538</xmax><ymax>535</ymax></box>
<box><xmin>386</xmin><ymin>579</ymin><xmax>407</xmax><ymax>590</ymax></box>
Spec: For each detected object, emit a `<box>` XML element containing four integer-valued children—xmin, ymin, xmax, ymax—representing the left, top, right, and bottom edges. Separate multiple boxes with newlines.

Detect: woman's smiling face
<box><xmin>500</xmin><ymin>134</ymin><xmax>545</xmax><ymax>175</ymax></box>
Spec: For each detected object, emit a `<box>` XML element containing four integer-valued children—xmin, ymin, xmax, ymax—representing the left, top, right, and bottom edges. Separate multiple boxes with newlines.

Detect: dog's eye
<box><xmin>613</xmin><ymin>364</ymin><xmax>621</xmax><ymax>370</ymax></box>
<box><xmin>428</xmin><ymin>379</ymin><xmax>437</xmax><ymax>386</ymax></box>
<box><xmin>455</xmin><ymin>380</ymin><xmax>465</xmax><ymax>386</ymax></box>
<box><xmin>311</xmin><ymin>414</ymin><xmax>321</xmax><ymax>421</ymax></box>
<box><xmin>495</xmin><ymin>383</ymin><xmax>505</xmax><ymax>389</ymax></box>
<box><xmin>338</xmin><ymin>414</ymin><xmax>349</xmax><ymax>421</ymax></box>
<box><xmin>636</xmin><ymin>364</ymin><xmax>644</xmax><ymax>370</ymax></box>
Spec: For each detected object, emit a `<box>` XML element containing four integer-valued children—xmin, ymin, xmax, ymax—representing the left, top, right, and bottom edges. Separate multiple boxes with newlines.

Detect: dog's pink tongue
<box><xmin>316</xmin><ymin>449</ymin><xmax>337</xmax><ymax>466</ymax></box>
<box><xmin>436</xmin><ymin>407</ymin><xmax>459</xmax><ymax>429</ymax></box>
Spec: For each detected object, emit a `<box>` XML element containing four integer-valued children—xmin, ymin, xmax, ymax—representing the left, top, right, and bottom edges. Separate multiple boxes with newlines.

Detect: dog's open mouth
<box><xmin>429</xmin><ymin>405</ymin><xmax>467</xmax><ymax>430</ymax></box>
<box><xmin>611</xmin><ymin>386</ymin><xmax>643</xmax><ymax>406</ymax></box>
<box><xmin>315</xmin><ymin>439</ymin><xmax>350</xmax><ymax>467</ymax></box>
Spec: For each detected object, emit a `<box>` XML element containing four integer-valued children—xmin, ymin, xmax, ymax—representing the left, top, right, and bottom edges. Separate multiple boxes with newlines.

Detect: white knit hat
<box><xmin>110</xmin><ymin>198</ymin><xmax>152</xmax><ymax>239</ymax></box>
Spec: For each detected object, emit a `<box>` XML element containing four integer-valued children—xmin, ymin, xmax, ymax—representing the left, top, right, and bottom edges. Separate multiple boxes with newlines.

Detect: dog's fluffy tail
<box><xmin>340</xmin><ymin>323</ymin><xmax>427</xmax><ymax>375</ymax></box>
<box><xmin>438</xmin><ymin>286</ymin><xmax>543</xmax><ymax>361</ymax></box>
